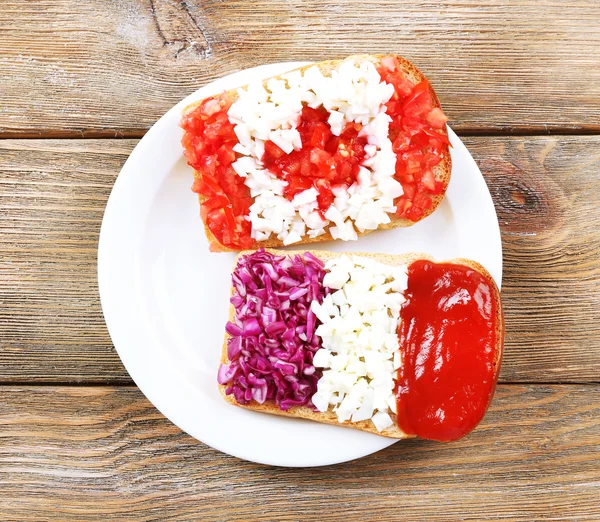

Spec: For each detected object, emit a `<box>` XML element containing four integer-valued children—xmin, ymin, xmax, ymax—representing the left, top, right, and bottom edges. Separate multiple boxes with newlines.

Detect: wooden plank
<box><xmin>1</xmin><ymin>136</ymin><xmax>599</xmax><ymax>383</ymax></box>
<box><xmin>0</xmin><ymin>384</ymin><xmax>598</xmax><ymax>520</ymax></box>
<box><xmin>464</xmin><ymin>135</ymin><xmax>600</xmax><ymax>382</ymax></box>
<box><xmin>0</xmin><ymin>140</ymin><xmax>131</xmax><ymax>383</ymax></box>
<box><xmin>1</xmin><ymin>0</ymin><xmax>600</xmax><ymax>136</ymax></box>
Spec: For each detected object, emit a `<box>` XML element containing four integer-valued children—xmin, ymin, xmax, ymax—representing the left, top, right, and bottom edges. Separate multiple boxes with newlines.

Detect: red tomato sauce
<box><xmin>396</xmin><ymin>260</ymin><xmax>502</xmax><ymax>441</ymax></box>
<box><xmin>262</xmin><ymin>106</ymin><xmax>368</xmax><ymax>218</ymax></box>
<box><xmin>180</xmin><ymin>94</ymin><xmax>254</xmax><ymax>250</ymax></box>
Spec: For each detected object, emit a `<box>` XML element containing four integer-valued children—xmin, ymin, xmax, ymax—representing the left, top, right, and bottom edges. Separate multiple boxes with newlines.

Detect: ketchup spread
<box><xmin>396</xmin><ymin>260</ymin><xmax>502</xmax><ymax>441</ymax></box>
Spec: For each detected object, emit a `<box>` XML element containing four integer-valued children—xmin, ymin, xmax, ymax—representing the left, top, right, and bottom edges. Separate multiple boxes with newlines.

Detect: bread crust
<box><xmin>182</xmin><ymin>54</ymin><xmax>452</xmax><ymax>253</ymax></box>
<box><xmin>219</xmin><ymin>249</ymin><xmax>504</xmax><ymax>439</ymax></box>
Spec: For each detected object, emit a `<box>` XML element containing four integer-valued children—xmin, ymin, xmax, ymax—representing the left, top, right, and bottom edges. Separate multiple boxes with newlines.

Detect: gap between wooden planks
<box><xmin>1</xmin><ymin>0</ymin><xmax>600</xmax><ymax>135</ymax></box>
<box><xmin>0</xmin><ymin>384</ymin><xmax>598</xmax><ymax>520</ymax></box>
<box><xmin>4</xmin><ymin>129</ymin><xmax>600</xmax><ymax>140</ymax></box>
<box><xmin>1</xmin><ymin>136</ymin><xmax>599</xmax><ymax>384</ymax></box>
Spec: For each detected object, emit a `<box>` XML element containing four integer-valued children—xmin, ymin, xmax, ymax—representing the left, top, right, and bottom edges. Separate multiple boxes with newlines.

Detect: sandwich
<box><xmin>181</xmin><ymin>54</ymin><xmax>451</xmax><ymax>252</ymax></box>
<box><xmin>218</xmin><ymin>249</ymin><xmax>503</xmax><ymax>441</ymax></box>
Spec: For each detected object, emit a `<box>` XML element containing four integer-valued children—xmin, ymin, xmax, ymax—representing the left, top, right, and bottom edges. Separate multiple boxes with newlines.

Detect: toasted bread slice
<box><xmin>182</xmin><ymin>54</ymin><xmax>452</xmax><ymax>252</ymax></box>
<box><xmin>219</xmin><ymin>249</ymin><xmax>504</xmax><ymax>439</ymax></box>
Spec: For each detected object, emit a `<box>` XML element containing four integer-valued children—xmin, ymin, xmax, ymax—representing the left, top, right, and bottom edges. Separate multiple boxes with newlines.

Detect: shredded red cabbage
<box><xmin>218</xmin><ymin>249</ymin><xmax>328</xmax><ymax>410</ymax></box>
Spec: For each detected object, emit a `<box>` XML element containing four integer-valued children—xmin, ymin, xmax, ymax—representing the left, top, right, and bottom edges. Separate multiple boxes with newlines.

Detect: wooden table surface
<box><xmin>1</xmin><ymin>1</ymin><xmax>599</xmax><ymax>520</ymax></box>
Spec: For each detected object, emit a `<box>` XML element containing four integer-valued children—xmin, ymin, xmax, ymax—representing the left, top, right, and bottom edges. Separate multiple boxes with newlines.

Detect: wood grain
<box><xmin>1</xmin><ymin>137</ymin><xmax>599</xmax><ymax>383</ymax></box>
<box><xmin>0</xmin><ymin>384</ymin><xmax>598</xmax><ymax>520</ymax></box>
<box><xmin>1</xmin><ymin>0</ymin><xmax>600</xmax><ymax>136</ymax></box>
<box><xmin>464</xmin><ymin>136</ymin><xmax>600</xmax><ymax>382</ymax></box>
<box><xmin>3</xmin><ymin>3</ymin><xmax>598</xmax><ymax>517</ymax></box>
<box><xmin>0</xmin><ymin>140</ymin><xmax>131</xmax><ymax>383</ymax></box>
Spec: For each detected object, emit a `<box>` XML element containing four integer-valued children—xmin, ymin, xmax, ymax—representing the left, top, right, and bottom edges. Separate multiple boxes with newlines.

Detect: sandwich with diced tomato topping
<box><xmin>181</xmin><ymin>55</ymin><xmax>451</xmax><ymax>252</ymax></box>
<box><xmin>218</xmin><ymin>249</ymin><xmax>504</xmax><ymax>441</ymax></box>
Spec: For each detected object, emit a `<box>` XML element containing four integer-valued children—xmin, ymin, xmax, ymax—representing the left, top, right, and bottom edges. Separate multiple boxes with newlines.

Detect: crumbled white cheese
<box><xmin>311</xmin><ymin>256</ymin><xmax>408</xmax><ymax>431</ymax></box>
<box><xmin>226</xmin><ymin>58</ymin><xmax>403</xmax><ymax>245</ymax></box>
<box><xmin>372</xmin><ymin>411</ymin><xmax>394</xmax><ymax>432</ymax></box>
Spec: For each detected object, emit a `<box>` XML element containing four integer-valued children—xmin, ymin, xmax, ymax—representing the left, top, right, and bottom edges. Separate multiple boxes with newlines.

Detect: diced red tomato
<box><xmin>264</xmin><ymin>140</ymin><xmax>286</xmax><ymax>159</ymax></box>
<box><xmin>392</xmin><ymin>133</ymin><xmax>411</xmax><ymax>153</ymax></box>
<box><xmin>200</xmin><ymin>98</ymin><xmax>222</xmax><ymax>118</ymax></box>
<box><xmin>432</xmin><ymin>180</ymin><xmax>445</xmax><ymax>195</ymax></box>
<box><xmin>406</xmin><ymin>204</ymin><xmax>425</xmax><ymax>221</ymax></box>
<box><xmin>301</xmin><ymin>105</ymin><xmax>329</xmax><ymax>123</ymax></box>
<box><xmin>427</xmin><ymin>108</ymin><xmax>449</xmax><ymax>129</ymax></box>
<box><xmin>283</xmin><ymin>175</ymin><xmax>313</xmax><ymax>200</ymax></box>
<box><xmin>217</xmin><ymin>144</ymin><xmax>236</xmax><ymax>166</ymax></box>
<box><xmin>336</xmin><ymin>160</ymin><xmax>353</xmax><ymax>182</ymax></box>
<box><xmin>202</xmin><ymin>195</ymin><xmax>230</xmax><ymax>212</ymax></box>
<box><xmin>376</xmin><ymin>58</ymin><xmax>450</xmax><ymax>221</ymax></box>
<box><xmin>193</xmin><ymin>173</ymin><xmax>222</xmax><ymax>197</ymax></box>
<box><xmin>402</xmin><ymin>80</ymin><xmax>433</xmax><ymax>116</ymax></box>
<box><xmin>406</xmin><ymin>157</ymin><xmax>422</xmax><ymax>175</ymax></box>
<box><xmin>380</xmin><ymin>55</ymin><xmax>399</xmax><ymax>72</ymax></box>
<box><xmin>309</xmin><ymin>148</ymin><xmax>334</xmax><ymax>176</ymax></box>
<box><xmin>414</xmin><ymin>192</ymin><xmax>433</xmax><ymax>210</ymax></box>
<box><xmin>310</xmin><ymin>122</ymin><xmax>332</xmax><ymax>149</ymax></box>
<box><xmin>315</xmin><ymin>179</ymin><xmax>334</xmax><ymax>217</ymax></box>
<box><xmin>262</xmin><ymin>106</ymin><xmax>369</xmax><ymax>215</ymax></box>
<box><xmin>419</xmin><ymin>169</ymin><xmax>436</xmax><ymax>192</ymax></box>
<box><xmin>180</xmin><ymin>93</ymin><xmax>254</xmax><ymax>250</ymax></box>
<box><xmin>420</xmin><ymin>126</ymin><xmax>451</xmax><ymax>146</ymax></box>
<box><xmin>395</xmin><ymin>195</ymin><xmax>413</xmax><ymax>217</ymax></box>
<box><xmin>378</xmin><ymin>57</ymin><xmax>414</xmax><ymax>97</ymax></box>
<box><xmin>401</xmin><ymin>183</ymin><xmax>416</xmax><ymax>201</ymax></box>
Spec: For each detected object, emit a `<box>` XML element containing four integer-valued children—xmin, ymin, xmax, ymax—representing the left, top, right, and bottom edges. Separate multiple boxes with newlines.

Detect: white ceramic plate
<box><xmin>98</xmin><ymin>62</ymin><xmax>502</xmax><ymax>467</ymax></box>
